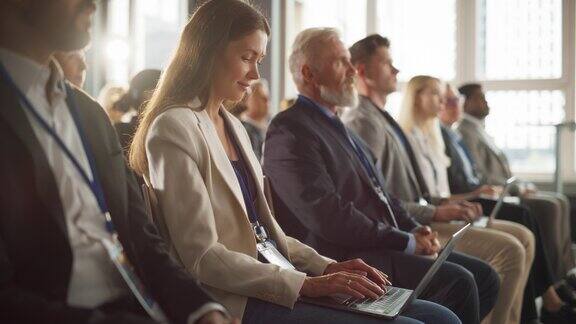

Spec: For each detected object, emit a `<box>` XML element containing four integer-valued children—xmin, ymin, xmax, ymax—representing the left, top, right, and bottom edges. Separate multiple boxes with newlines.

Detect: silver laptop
<box><xmin>300</xmin><ymin>224</ymin><xmax>471</xmax><ymax>319</ymax></box>
<box><xmin>452</xmin><ymin>177</ymin><xmax>516</xmax><ymax>228</ymax></box>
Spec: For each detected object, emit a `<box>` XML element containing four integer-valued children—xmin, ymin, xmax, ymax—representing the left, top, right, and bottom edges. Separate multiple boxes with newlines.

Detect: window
<box><xmin>282</xmin><ymin>0</ymin><xmax>575</xmax><ymax>179</ymax></box>
<box><xmin>478</xmin><ymin>0</ymin><xmax>562</xmax><ymax>80</ymax></box>
<box><xmin>377</xmin><ymin>0</ymin><xmax>457</xmax><ymax>82</ymax></box>
<box><xmin>291</xmin><ymin>0</ymin><xmax>367</xmax><ymax>46</ymax></box>
<box><xmin>90</xmin><ymin>0</ymin><xmax>187</xmax><ymax>89</ymax></box>
<box><xmin>484</xmin><ymin>90</ymin><xmax>565</xmax><ymax>173</ymax></box>
<box><xmin>284</xmin><ymin>0</ymin><xmax>366</xmax><ymax>98</ymax></box>
<box><xmin>105</xmin><ymin>0</ymin><xmax>130</xmax><ymax>86</ymax></box>
<box><xmin>476</xmin><ymin>0</ymin><xmax>569</xmax><ymax>177</ymax></box>
<box><xmin>133</xmin><ymin>0</ymin><xmax>187</xmax><ymax>72</ymax></box>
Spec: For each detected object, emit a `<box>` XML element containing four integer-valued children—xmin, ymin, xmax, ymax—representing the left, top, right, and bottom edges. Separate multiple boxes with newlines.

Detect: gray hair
<box><xmin>288</xmin><ymin>27</ymin><xmax>341</xmax><ymax>87</ymax></box>
<box><xmin>251</xmin><ymin>78</ymin><xmax>269</xmax><ymax>92</ymax></box>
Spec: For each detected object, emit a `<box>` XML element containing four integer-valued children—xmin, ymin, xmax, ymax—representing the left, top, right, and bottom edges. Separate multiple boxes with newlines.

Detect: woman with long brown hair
<box><xmin>130</xmin><ymin>1</ymin><xmax>459</xmax><ymax>323</ymax></box>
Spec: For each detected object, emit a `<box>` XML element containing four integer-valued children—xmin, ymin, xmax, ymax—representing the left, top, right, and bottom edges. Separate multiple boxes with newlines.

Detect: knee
<box><xmin>525</xmin><ymin>197</ymin><xmax>561</xmax><ymax>217</ymax></box>
<box><xmin>540</xmin><ymin>200</ymin><xmax>562</xmax><ymax>219</ymax></box>
<box><xmin>408</xmin><ymin>300</ymin><xmax>462</xmax><ymax>324</ymax></box>
<box><xmin>446</xmin><ymin>262</ymin><xmax>482</xmax><ymax>297</ymax></box>
<box><xmin>509</xmin><ymin>224</ymin><xmax>535</xmax><ymax>261</ymax></box>
<box><xmin>553</xmin><ymin>193</ymin><xmax>570</xmax><ymax>207</ymax></box>
<box><xmin>472</xmin><ymin>259</ymin><xmax>500</xmax><ymax>298</ymax></box>
<box><xmin>521</xmin><ymin>228</ymin><xmax>536</xmax><ymax>262</ymax></box>
<box><xmin>503</xmin><ymin>236</ymin><xmax>528</xmax><ymax>276</ymax></box>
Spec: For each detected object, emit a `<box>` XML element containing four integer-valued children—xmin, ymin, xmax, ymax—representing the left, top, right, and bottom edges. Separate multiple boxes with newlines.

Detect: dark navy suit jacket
<box><xmin>263</xmin><ymin>97</ymin><xmax>419</xmax><ymax>260</ymax></box>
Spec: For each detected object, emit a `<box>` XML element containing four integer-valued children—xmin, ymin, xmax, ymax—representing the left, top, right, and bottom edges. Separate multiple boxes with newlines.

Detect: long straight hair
<box><xmin>398</xmin><ymin>75</ymin><xmax>449</xmax><ymax>166</ymax></box>
<box><xmin>129</xmin><ymin>0</ymin><xmax>270</xmax><ymax>176</ymax></box>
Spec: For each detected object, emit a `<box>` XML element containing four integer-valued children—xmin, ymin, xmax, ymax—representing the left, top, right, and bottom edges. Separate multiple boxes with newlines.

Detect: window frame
<box><xmin>459</xmin><ymin>0</ymin><xmax>576</xmax><ymax>182</ymax></box>
<box><xmin>85</xmin><ymin>0</ymin><xmax>189</xmax><ymax>95</ymax></box>
<box><xmin>278</xmin><ymin>0</ymin><xmax>576</xmax><ymax>182</ymax></box>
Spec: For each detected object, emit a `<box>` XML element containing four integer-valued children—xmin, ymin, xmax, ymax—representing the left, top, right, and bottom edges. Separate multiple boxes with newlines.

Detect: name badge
<box><xmin>257</xmin><ymin>241</ymin><xmax>295</xmax><ymax>270</ymax></box>
<box><xmin>419</xmin><ymin>198</ymin><xmax>429</xmax><ymax>206</ymax></box>
<box><xmin>102</xmin><ymin>238</ymin><xmax>170</xmax><ymax>323</ymax></box>
<box><xmin>375</xmin><ymin>187</ymin><xmax>388</xmax><ymax>203</ymax></box>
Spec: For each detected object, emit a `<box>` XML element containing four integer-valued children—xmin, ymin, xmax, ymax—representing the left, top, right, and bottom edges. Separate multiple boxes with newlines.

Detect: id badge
<box><xmin>102</xmin><ymin>238</ymin><xmax>170</xmax><ymax>323</ymax></box>
<box><xmin>418</xmin><ymin>198</ymin><xmax>429</xmax><ymax>206</ymax></box>
<box><xmin>256</xmin><ymin>241</ymin><xmax>295</xmax><ymax>270</ymax></box>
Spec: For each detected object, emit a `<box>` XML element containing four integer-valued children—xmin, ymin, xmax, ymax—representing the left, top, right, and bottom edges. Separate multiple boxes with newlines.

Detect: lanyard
<box><xmin>231</xmin><ymin>160</ymin><xmax>269</xmax><ymax>242</ymax></box>
<box><xmin>299</xmin><ymin>95</ymin><xmax>399</xmax><ymax>228</ymax></box>
<box><xmin>0</xmin><ymin>63</ymin><xmax>116</xmax><ymax>235</ymax></box>
<box><xmin>0</xmin><ymin>62</ymin><xmax>171</xmax><ymax>322</ymax></box>
<box><xmin>225</xmin><ymin>117</ymin><xmax>270</xmax><ymax>242</ymax></box>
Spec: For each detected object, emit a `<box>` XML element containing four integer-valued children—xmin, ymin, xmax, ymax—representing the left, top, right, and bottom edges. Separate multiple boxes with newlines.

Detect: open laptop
<box><xmin>300</xmin><ymin>223</ymin><xmax>470</xmax><ymax>319</ymax></box>
<box><xmin>452</xmin><ymin>177</ymin><xmax>516</xmax><ymax>228</ymax></box>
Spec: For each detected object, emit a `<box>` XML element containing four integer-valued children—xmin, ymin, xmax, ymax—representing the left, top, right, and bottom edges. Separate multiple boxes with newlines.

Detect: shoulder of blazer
<box><xmin>344</xmin><ymin>101</ymin><xmax>379</xmax><ymax>127</ymax></box>
<box><xmin>147</xmin><ymin>106</ymin><xmax>204</xmax><ymax>160</ymax></box>
<box><xmin>149</xmin><ymin>106</ymin><xmax>200</xmax><ymax>137</ymax></box>
<box><xmin>268</xmin><ymin>101</ymin><xmax>315</xmax><ymax>135</ymax></box>
<box><xmin>457</xmin><ymin>120</ymin><xmax>478</xmax><ymax>140</ymax></box>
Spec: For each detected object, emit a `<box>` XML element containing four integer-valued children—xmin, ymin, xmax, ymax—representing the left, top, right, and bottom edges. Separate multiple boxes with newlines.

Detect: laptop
<box><xmin>300</xmin><ymin>223</ymin><xmax>470</xmax><ymax>319</ymax></box>
<box><xmin>452</xmin><ymin>177</ymin><xmax>516</xmax><ymax>228</ymax></box>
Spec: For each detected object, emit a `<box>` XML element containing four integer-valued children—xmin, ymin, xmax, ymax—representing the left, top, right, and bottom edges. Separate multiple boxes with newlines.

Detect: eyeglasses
<box><xmin>446</xmin><ymin>96</ymin><xmax>460</xmax><ymax>108</ymax></box>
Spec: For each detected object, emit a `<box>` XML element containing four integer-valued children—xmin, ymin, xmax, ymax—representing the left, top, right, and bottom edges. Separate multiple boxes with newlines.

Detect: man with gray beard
<box><xmin>263</xmin><ymin>27</ymin><xmax>499</xmax><ymax>324</ymax></box>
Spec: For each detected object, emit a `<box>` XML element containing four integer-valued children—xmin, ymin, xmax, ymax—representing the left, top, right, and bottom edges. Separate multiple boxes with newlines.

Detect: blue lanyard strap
<box><xmin>299</xmin><ymin>96</ymin><xmax>385</xmax><ymax>190</ymax></box>
<box><xmin>299</xmin><ymin>95</ymin><xmax>399</xmax><ymax>228</ymax></box>
<box><xmin>0</xmin><ymin>62</ymin><xmax>115</xmax><ymax>234</ymax></box>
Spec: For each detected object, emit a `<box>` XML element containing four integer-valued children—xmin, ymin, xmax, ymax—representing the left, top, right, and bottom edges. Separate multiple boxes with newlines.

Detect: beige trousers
<box><xmin>522</xmin><ymin>191</ymin><xmax>574</xmax><ymax>279</ymax></box>
<box><xmin>432</xmin><ymin>220</ymin><xmax>535</xmax><ymax>324</ymax></box>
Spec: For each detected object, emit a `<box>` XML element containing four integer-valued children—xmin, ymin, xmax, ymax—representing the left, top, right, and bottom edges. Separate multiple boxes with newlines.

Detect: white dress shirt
<box><xmin>0</xmin><ymin>49</ymin><xmax>128</xmax><ymax>307</ymax></box>
<box><xmin>0</xmin><ymin>48</ymin><xmax>227</xmax><ymax>323</ymax></box>
<box><xmin>409</xmin><ymin>127</ymin><xmax>451</xmax><ymax>197</ymax></box>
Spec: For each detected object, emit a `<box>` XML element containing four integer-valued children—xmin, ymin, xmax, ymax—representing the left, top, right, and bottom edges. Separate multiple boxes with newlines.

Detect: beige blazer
<box><xmin>145</xmin><ymin>102</ymin><xmax>334</xmax><ymax>319</ymax></box>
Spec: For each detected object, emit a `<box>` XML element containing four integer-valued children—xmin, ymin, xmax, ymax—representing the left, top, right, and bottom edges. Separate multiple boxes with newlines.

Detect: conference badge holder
<box><xmin>102</xmin><ymin>230</ymin><xmax>170</xmax><ymax>323</ymax></box>
<box><xmin>253</xmin><ymin>222</ymin><xmax>295</xmax><ymax>270</ymax></box>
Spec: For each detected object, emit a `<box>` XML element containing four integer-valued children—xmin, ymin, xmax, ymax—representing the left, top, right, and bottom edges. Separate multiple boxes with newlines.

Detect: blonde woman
<box><xmin>399</xmin><ymin>76</ymin><xmax>537</xmax><ymax>324</ymax></box>
<box><xmin>128</xmin><ymin>1</ymin><xmax>457</xmax><ymax>323</ymax></box>
<box><xmin>398</xmin><ymin>76</ymin><xmax>452</xmax><ymax>198</ymax></box>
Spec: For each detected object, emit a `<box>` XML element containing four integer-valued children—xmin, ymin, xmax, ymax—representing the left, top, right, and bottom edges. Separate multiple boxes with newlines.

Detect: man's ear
<box><xmin>301</xmin><ymin>64</ymin><xmax>315</xmax><ymax>84</ymax></box>
<box><xmin>355</xmin><ymin>63</ymin><xmax>366</xmax><ymax>79</ymax></box>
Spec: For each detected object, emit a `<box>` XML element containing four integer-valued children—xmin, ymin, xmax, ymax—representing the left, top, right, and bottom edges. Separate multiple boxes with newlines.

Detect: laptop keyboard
<box><xmin>340</xmin><ymin>287</ymin><xmax>410</xmax><ymax>314</ymax></box>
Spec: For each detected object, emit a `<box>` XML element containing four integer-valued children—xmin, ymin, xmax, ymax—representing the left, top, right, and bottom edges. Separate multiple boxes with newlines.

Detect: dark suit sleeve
<box><xmin>0</xmin><ymin>233</ymin><xmax>143</xmax><ymax>324</ymax></box>
<box><xmin>387</xmin><ymin>194</ymin><xmax>420</xmax><ymax>232</ymax></box>
<box><xmin>263</xmin><ymin>120</ymin><xmax>413</xmax><ymax>251</ymax></box>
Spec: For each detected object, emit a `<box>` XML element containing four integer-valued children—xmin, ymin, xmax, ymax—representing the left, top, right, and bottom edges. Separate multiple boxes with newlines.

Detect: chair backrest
<box><xmin>141</xmin><ymin>183</ymin><xmax>155</xmax><ymax>225</ymax></box>
<box><xmin>263</xmin><ymin>175</ymin><xmax>275</xmax><ymax>217</ymax></box>
<box><xmin>140</xmin><ymin>181</ymin><xmax>174</xmax><ymax>250</ymax></box>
